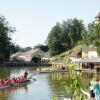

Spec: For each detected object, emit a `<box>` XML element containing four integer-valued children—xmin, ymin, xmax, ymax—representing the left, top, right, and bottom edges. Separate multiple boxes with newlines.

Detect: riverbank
<box><xmin>0</xmin><ymin>61</ymin><xmax>52</xmax><ymax>67</ymax></box>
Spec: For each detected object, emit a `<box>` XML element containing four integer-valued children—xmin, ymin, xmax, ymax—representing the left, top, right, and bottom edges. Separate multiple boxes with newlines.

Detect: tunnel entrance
<box><xmin>31</xmin><ymin>55</ymin><xmax>41</xmax><ymax>63</ymax></box>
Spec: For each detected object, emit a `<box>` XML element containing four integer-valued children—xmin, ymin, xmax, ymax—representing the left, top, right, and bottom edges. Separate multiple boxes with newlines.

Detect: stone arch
<box><xmin>31</xmin><ymin>54</ymin><xmax>41</xmax><ymax>63</ymax></box>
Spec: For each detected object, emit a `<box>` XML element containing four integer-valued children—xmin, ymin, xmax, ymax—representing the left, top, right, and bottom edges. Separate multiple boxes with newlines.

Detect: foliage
<box><xmin>47</xmin><ymin>19</ymin><xmax>85</xmax><ymax>56</ymax></box>
<box><xmin>23</xmin><ymin>47</ymin><xmax>32</xmax><ymax>52</ymax></box>
<box><xmin>53</xmin><ymin>45</ymin><xmax>83</xmax><ymax>62</ymax></box>
<box><xmin>62</xmin><ymin>61</ymin><xmax>86</xmax><ymax>99</ymax></box>
<box><xmin>62</xmin><ymin>19</ymin><xmax>85</xmax><ymax>47</ymax></box>
<box><xmin>47</xmin><ymin>23</ymin><xmax>63</xmax><ymax>56</ymax></box>
<box><xmin>53</xmin><ymin>96</ymin><xmax>57</xmax><ymax>100</ymax></box>
<box><xmin>0</xmin><ymin>15</ymin><xmax>15</xmax><ymax>61</ymax></box>
<box><xmin>47</xmin><ymin>17</ymin><xmax>100</xmax><ymax>57</ymax></box>
<box><xmin>81</xmin><ymin>21</ymin><xmax>100</xmax><ymax>55</ymax></box>
<box><xmin>34</xmin><ymin>44</ymin><xmax>48</xmax><ymax>52</ymax></box>
<box><xmin>89</xmin><ymin>22</ymin><xmax>100</xmax><ymax>56</ymax></box>
<box><xmin>10</xmin><ymin>43</ymin><xmax>32</xmax><ymax>54</ymax></box>
<box><xmin>10</xmin><ymin>44</ymin><xmax>24</xmax><ymax>54</ymax></box>
<box><xmin>93</xmin><ymin>38</ymin><xmax>100</xmax><ymax>56</ymax></box>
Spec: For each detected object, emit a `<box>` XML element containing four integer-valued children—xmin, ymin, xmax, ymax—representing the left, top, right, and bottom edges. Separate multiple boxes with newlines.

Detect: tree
<box><xmin>34</xmin><ymin>44</ymin><xmax>48</xmax><ymax>52</ymax></box>
<box><xmin>23</xmin><ymin>47</ymin><xmax>32</xmax><ymax>52</ymax></box>
<box><xmin>47</xmin><ymin>19</ymin><xmax>85</xmax><ymax>56</ymax></box>
<box><xmin>86</xmin><ymin>22</ymin><xmax>100</xmax><ymax>56</ymax></box>
<box><xmin>0</xmin><ymin>15</ymin><xmax>15</xmax><ymax>61</ymax></box>
<box><xmin>62</xmin><ymin>19</ymin><xmax>85</xmax><ymax>48</ymax></box>
<box><xmin>93</xmin><ymin>38</ymin><xmax>100</xmax><ymax>56</ymax></box>
<box><xmin>10</xmin><ymin>43</ymin><xmax>24</xmax><ymax>54</ymax></box>
<box><xmin>47</xmin><ymin>23</ymin><xmax>63</xmax><ymax>56</ymax></box>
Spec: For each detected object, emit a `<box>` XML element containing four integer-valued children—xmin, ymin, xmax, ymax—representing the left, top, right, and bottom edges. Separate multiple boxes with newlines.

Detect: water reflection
<box><xmin>49</xmin><ymin>73</ymin><xmax>69</xmax><ymax>81</ymax></box>
<box><xmin>82</xmin><ymin>72</ymin><xmax>94</xmax><ymax>79</ymax></box>
<box><xmin>0</xmin><ymin>85</ymin><xmax>28</xmax><ymax>94</ymax></box>
<box><xmin>0</xmin><ymin>68</ymin><xmax>10</xmax><ymax>79</ymax></box>
<box><xmin>48</xmin><ymin>73</ymin><xmax>67</xmax><ymax>99</ymax></box>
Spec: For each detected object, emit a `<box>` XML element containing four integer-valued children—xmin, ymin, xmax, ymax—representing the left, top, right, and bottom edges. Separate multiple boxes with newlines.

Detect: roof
<box><xmin>95</xmin><ymin>12</ymin><xmax>100</xmax><ymax>18</ymax></box>
<box><xmin>77</xmin><ymin>58</ymin><xmax>100</xmax><ymax>63</ymax></box>
<box><xmin>10</xmin><ymin>48</ymin><xmax>47</xmax><ymax>61</ymax></box>
<box><xmin>82</xmin><ymin>45</ymin><xmax>94</xmax><ymax>53</ymax></box>
<box><xmin>89</xmin><ymin>47</ymin><xmax>97</xmax><ymax>51</ymax></box>
<box><xmin>69</xmin><ymin>49</ymin><xmax>81</xmax><ymax>57</ymax></box>
<box><xmin>30</xmin><ymin>48</ymin><xmax>40</xmax><ymax>54</ymax></box>
<box><xmin>10</xmin><ymin>52</ymin><xmax>22</xmax><ymax>58</ymax></box>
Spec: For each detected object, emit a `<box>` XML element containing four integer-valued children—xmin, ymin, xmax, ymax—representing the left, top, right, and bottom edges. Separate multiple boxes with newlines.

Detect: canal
<box><xmin>0</xmin><ymin>66</ymin><xmax>99</xmax><ymax>100</ymax></box>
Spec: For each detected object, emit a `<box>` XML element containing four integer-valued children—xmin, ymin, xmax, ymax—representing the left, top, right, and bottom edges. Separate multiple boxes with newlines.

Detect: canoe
<box><xmin>0</xmin><ymin>79</ymin><xmax>34</xmax><ymax>90</ymax></box>
<box><xmin>10</xmin><ymin>79</ymin><xmax>31</xmax><ymax>86</ymax></box>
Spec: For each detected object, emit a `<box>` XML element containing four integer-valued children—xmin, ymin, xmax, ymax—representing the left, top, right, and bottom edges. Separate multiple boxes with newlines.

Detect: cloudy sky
<box><xmin>0</xmin><ymin>0</ymin><xmax>99</xmax><ymax>47</ymax></box>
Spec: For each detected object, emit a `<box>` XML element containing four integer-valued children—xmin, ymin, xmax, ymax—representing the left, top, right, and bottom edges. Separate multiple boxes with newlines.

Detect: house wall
<box><xmin>82</xmin><ymin>51</ymin><xmax>98</xmax><ymax>59</ymax></box>
<box><xmin>88</xmin><ymin>51</ymin><xmax>98</xmax><ymax>58</ymax></box>
<box><xmin>82</xmin><ymin>52</ymin><xmax>88</xmax><ymax>58</ymax></box>
<box><xmin>18</xmin><ymin>55</ymin><xmax>32</xmax><ymax>61</ymax></box>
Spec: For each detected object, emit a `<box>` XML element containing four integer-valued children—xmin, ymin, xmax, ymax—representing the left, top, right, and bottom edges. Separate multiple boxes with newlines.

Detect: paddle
<box><xmin>28</xmin><ymin>76</ymin><xmax>37</xmax><ymax>81</ymax></box>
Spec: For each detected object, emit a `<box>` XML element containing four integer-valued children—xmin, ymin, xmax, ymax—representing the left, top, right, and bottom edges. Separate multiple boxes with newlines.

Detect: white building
<box><xmin>10</xmin><ymin>48</ymin><xmax>50</xmax><ymax>63</ymax></box>
<box><xmin>82</xmin><ymin>45</ymin><xmax>98</xmax><ymax>59</ymax></box>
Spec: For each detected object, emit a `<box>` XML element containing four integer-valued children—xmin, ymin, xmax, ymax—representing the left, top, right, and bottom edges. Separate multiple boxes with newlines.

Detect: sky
<box><xmin>0</xmin><ymin>0</ymin><xmax>100</xmax><ymax>47</ymax></box>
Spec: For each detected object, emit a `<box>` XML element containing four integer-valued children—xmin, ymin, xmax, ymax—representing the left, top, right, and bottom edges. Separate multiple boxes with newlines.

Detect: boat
<box><xmin>0</xmin><ymin>85</ymin><xmax>10</xmax><ymax>90</ymax></box>
<box><xmin>0</xmin><ymin>78</ymin><xmax>36</xmax><ymax>90</ymax></box>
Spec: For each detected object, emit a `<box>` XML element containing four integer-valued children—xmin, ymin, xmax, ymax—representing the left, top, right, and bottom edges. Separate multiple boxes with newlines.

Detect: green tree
<box><xmin>23</xmin><ymin>46</ymin><xmax>32</xmax><ymax>52</ymax></box>
<box><xmin>93</xmin><ymin>38</ymin><xmax>100</xmax><ymax>56</ymax></box>
<box><xmin>34</xmin><ymin>44</ymin><xmax>48</xmax><ymax>52</ymax></box>
<box><xmin>0</xmin><ymin>15</ymin><xmax>15</xmax><ymax>61</ymax></box>
<box><xmin>62</xmin><ymin>19</ymin><xmax>85</xmax><ymax>48</ymax></box>
<box><xmin>47</xmin><ymin>23</ymin><xmax>63</xmax><ymax>56</ymax></box>
<box><xmin>47</xmin><ymin>19</ymin><xmax>85</xmax><ymax>56</ymax></box>
<box><xmin>86</xmin><ymin>22</ymin><xmax>100</xmax><ymax>55</ymax></box>
<box><xmin>10</xmin><ymin>44</ymin><xmax>25</xmax><ymax>54</ymax></box>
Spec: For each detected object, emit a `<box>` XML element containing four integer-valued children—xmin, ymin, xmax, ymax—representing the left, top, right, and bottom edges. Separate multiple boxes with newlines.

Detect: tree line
<box><xmin>0</xmin><ymin>16</ymin><xmax>15</xmax><ymax>61</ymax></box>
<box><xmin>0</xmin><ymin>16</ymin><xmax>32</xmax><ymax>61</ymax></box>
<box><xmin>46</xmin><ymin>18</ymin><xmax>100</xmax><ymax>56</ymax></box>
<box><xmin>0</xmin><ymin>15</ymin><xmax>100</xmax><ymax>61</ymax></box>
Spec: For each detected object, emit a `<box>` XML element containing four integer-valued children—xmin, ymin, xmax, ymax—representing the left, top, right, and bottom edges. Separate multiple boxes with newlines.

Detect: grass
<box><xmin>53</xmin><ymin>45</ymin><xmax>83</xmax><ymax>61</ymax></box>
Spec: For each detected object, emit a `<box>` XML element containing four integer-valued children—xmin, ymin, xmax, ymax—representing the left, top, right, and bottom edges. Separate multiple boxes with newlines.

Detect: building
<box><xmin>95</xmin><ymin>12</ymin><xmax>100</xmax><ymax>23</ymax></box>
<box><xmin>10</xmin><ymin>48</ymin><xmax>50</xmax><ymax>63</ymax></box>
<box><xmin>68</xmin><ymin>49</ymin><xmax>82</xmax><ymax>62</ymax></box>
<box><xmin>82</xmin><ymin>45</ymin><xmax>98</xmax><ymax>59</ymax></box>
<box><xmin>77</xmin><ymin>12</ymin><xmax>100</xmax><ymax>71</ymax></box>
<box><xmin>77</xmin><ymin>58</ymin><xmax>100</xmax><ymax>71</ymax></box>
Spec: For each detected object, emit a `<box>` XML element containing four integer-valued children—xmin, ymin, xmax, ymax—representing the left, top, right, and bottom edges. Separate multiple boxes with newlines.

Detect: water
<box><xmin>0</xmin><ymin>67</ymin><xmax>99</xmax><ymax>100</ymax></box>
<box><xmin>0</xmin><ymin>67</ymin><xmax>67</xmax><ymax>100</ymax></box>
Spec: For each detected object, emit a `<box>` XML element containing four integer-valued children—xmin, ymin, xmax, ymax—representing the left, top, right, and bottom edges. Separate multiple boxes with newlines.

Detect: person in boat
<box><xmin>20</xmin><ymin>76</ymin><xmax>27</xmax><ymax>82</ymax></box>
<box><xmin>81</xmin><ymin>85</ymin><xmax>95</xmax><ymax>100</ymax></box>
<box><xmin>24</xmin><ymin>71</ymin><xmax>28</xmax><ymax>79</ymax></box>
<box><xmin>0</xmin><ymin>79</ymin><xmax>4</xmax><ymax>86</ymax></box>
<box><xmin>4</xmin><ymin>79</ymin><xmax>9</xmax><ymax>85</ymax></box>
<box><xmin>0</xmin><ymin>79</ymin><xmax>10</xmax><ymax>86</ymax></box>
